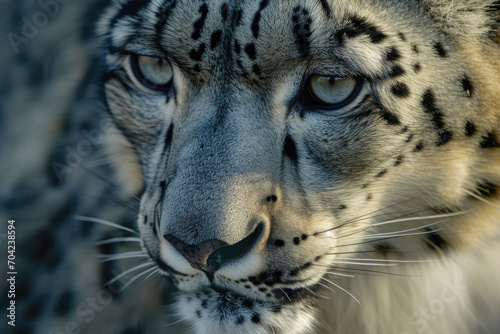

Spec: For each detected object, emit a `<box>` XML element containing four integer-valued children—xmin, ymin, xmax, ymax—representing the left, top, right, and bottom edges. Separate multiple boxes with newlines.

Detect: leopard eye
<box><xmin>130</xmin><ymin>55</ymin><xmax>173</xmax><ymax>91</ymax></box>
<box><xmin>305</xmin><ymin>75</ymin><xmax>362</xmax><ymax>109</ymax></box>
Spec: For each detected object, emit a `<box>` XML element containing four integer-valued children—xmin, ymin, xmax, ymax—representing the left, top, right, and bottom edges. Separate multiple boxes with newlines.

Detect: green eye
<box><xmin>306</xmin><ymin>75</ymin><xmax>362</xmax><ymax>109</ymax></box>
<box><xmin>130</xmin><ymin>55</ymin><xmax>173</xmax><ymax>91</ymax></box>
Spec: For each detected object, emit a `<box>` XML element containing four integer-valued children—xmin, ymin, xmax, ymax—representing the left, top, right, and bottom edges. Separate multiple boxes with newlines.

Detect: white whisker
<box><xmin>333</xmin><ymin>261</ymin><xmax>397</xmax><ymax>267</ymax></box>
<box><xmin>465</xmin><ymin>190</ymin><xmax>500</xmax><ymax>210</ymax></box>
<box><xmin>74</xmin><ymin>215</ymin><xmax>139</xmax><ymax>235</ymax></box>
<box><xmin>326</xmin><ymin>271</ymin><xmax>355</xmax><ymax>278</ymax></box>
<box><xmin>279</xmin><ymin>288</ymin><xmax>292</xmax><ymax>303</ymax></box>
<box><xmin>119</xmin><ymin>266</ymin><xmax>157</xmax><ymax>292</ymax></box>
<box><xmin>93</xmin><ymin>237</ymin><xmax>142</xmax><ymax>246</ymax></box>
<box><xmin>104</xmin><ymin>262</ymin><xmax>152</xmax><ymax>287</ymax></box>
<box><xmin>320</xmin><ymin>277</ymin><xmax>361</xmax><ymax>306</ymax></box>
<box><xmin>370</xmin><ymin>209</ymin><xmax>474</xmax><ymax>228</ymax></box>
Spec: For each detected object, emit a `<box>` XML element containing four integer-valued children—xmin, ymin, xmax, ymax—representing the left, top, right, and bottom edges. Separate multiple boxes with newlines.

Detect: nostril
<box><xmin>207</xmin><ymin>222</ymin><xmax>264</xmax><ymax>270</ymax></box>
<box><xmin>163</xmin><ymin>234</ymin><xmax>227</xmax><ymax>271</ymax></box>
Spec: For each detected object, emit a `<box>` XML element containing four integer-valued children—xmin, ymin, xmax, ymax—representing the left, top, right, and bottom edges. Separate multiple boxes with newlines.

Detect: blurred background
<box><xmin>0</xmin><ymin>1</ymin><xmax>181</xmax><ymax>333</ymax></box>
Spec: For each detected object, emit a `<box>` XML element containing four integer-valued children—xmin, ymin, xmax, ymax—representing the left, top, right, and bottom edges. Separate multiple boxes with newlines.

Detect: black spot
<box><xmin>292</xmin><ymin>6</ymin><xmax>313</xmax><ymax>56</ymax></box>
<box><xmin>437</xmin><ymin>131</ymin><xmax>453</xmax><ymax>146</ymax></box>
<box><xmin>244</xmin><ymin>43</ymin><xmax>256</xmax><ymax>60</ymax></box>
<box><xmin>236</xmin><ymin>316</ymin><xmax>245</xmax><ymax>324</ymax></box>
<box><xmin>475</xmin><ymin>180</ymin><xmax>498</xmax><ymax>198</ymax></box>
<box><xmin>221</xmin><ymin>3</ymin><xmax>228</xmax><ymax>21</ymax></box>
<box><xmin>413</xmin><ymin>63</ymin><xmax>421</xmax><ymax>73</ymax></box>
<box><xmin>398</xmin><ymin>32</ymin><xmax>406</xmax><ymax>41</ymax></box>
<box><xmin>196</xmin><ymin>310</ymin><xmax>202</xmax><ymax>318</ymax></box>
<box><xmin>389</xmin><ymin>65</ymin><xmax>405</xmax><ymax>78</ymax></box>
<box><xmin>366</xmin><ymin>193</ymin><xmax>373</xmax><ymax>201</ymax></box>
<box><xmin>461</xmin><ymin>75</ymin><xmax>473</xmax><ymax>97</ymax></box>
<box><xmin>193</xmin><ymin>64</ymin><xmax>201</xmax><ymax>72</ymax></box>
<box><xmin>301</xmin><ymin>234</ymin><xmax>308</xmax><ymax>240</ymax></box>
<box><xmin>235</xmin><ymin>9</ymin><xmax>243</xmax><ymax>26</ymax></box>
<box><xmin>412</xmin><ymin>45</ymin><xmax>419</xmax><ymax>53</ymax></box>
<box><xmin>243</xmin><ymin>299</ymin><xmax>254</xmax><ymax>308</ymax></box>
<box><xmin>251</xmin><ymin>312</ymin><xmax>261</xmax><ymax>323</ymax></box>
<box><xmin>210</xmin><ymin>30</ymin><xmax>223</xmax><ymax>50</ymax></box>
<box><xmin>426</xmin><ymin>231</ymin><xmax>448</xmax><ymax>251</ymax></box>
<box><xmin>274</xmin><ymin>239</ymin><xmax>285</xmax><ymax>247</ymax></box>
<box><xmin>252</xmin><ymin>0</ymin><xmax>269</xmax><ymax>38</ymax></box>
<box><xmin>283</xmin><ymin>135</ymin><xmax>298</xmax><ymax>163</ymax></box>
<box><xmin>386</xmin><ymin>47</ymin><xmax>401</xmax><ymax>61</ymax></box>
<box><xmin>293</xmin><ymin>237</ymin><xmax>301</xmax><ymax>245</ymax></box>
<box><xmin>376</xmin><ymin>169</ymin><xmax>387</xmax><ymax>177</ymax></box>
<box><xmin>258</xmin><ymin>287</ymin><xmax>268</xmax><ymax>292</ymax></box>
<box><xmin>244</xmin><ymin>285</ymin><xmax>252</xmax><ymax>289</ymax></box>
<box><xmin>379</xmin><ymin>108</ymin><xmax>401</xmax><ymax>125</ymax></box>
<box><xmin>338</xmin><ymin>204</ymin><xmax>347</xmax><ymax>210</ymax></box>
<box><xmin>26</xmin><ymin>300</ymin><xmax>43</xmax><ymax>320</ymax></box>
<box><xmin>54</xmin><ymin>291</ymin><xmax>73</xmax><ymax>316</ymax></box>
<box><xmin>414</xmin><ymin>141</ymin><xmax>424</xmax><ymax>151</ymax></box>
<box><xmin>422</xmin><ymin>90</ymin><xmax>445</xmax><ymax>129</ymax></box>
<box><xmin>336</xmin><ymin>16</ymin><xmax>387</xmax><ymax>45</ymax></box>
<box><xmin>480</xmin><ymin>132</ymin><xmax>499</xmax><ymax>148</ymax></box>
<box><xmin>433</xmin><ymin>42</ymin><xmax>447</xmax><ymax>57</ymax></box>
<box><xmin>318</xmin><ymin>0</ymin><xmax>331</xmax><ymax>17</ymax></box>
<box><xmin>401</xmin><ymin>126</ymin><xmax>409</xmax><ymax>133</ymax></box>
<box><xmin>201</xmin><ymin>300</ymin><xmax>208</xmax><ymax>308</ymax></box>
<box><xmin>192</xmin><ymin>4</ymin><xmax>209</xmax><ymax>40</ymax></box>
<box><xmin>391</xmin><ymin>82</ymin><xmax>410</xmax><ymax>98</ymax></box>
<box><xmin>189</xmin><ymin>43</ymin><xmax>206</xmax><ymax>61</ymax></box>
<box><xmin>405</xmin><ymin>133</ymin><xmax>414</xmax><ymax>143</ymax></box>
<box><xmin>252</xmin><ymin>64</ymin><xmax>262</xmax><ymax>76</ymax></box>
<box><xmin>234</xmin><ymin>40</ymin><xmax>241</xmax><ymax>54</ymax></box>
<box><xmin>394</xmin><ymin>155</ymin><xmax>404</xmax><ymax>166</ymax></box>
<box><xmin>465</xmin><ymin>121</ymin><xmax>476</xmax><ymax>137</ymax></box>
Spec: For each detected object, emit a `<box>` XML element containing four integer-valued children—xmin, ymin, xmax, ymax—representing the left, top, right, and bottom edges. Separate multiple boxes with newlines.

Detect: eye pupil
<box><xmin>130</xmin><ymin>55</ymin><xmax>173</xmax><ymax>92</ymax></box>
<box><xmin>304</xmin><ymin>74</ymin><xmax>362</xmax><ymax>110</ymax></box>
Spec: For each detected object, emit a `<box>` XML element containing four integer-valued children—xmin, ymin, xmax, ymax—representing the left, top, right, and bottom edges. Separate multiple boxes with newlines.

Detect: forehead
<box><xmin>106</xmin><ymin>0</ymin><xmax>422</xmax><ymax>78</ymax></box>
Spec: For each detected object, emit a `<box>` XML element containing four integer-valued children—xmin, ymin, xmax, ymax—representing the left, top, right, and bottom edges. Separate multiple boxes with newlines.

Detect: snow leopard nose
<box><xmin>164</xmin><ymin>222</ymin><xmax>264</xmax><ymax>272</ymax></box>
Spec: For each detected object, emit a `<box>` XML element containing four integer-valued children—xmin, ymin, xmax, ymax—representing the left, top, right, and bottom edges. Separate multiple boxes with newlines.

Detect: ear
<box><xmin>421</xmin><ymin>0</ymin><xmax>499</xmax><ymax>41</ymax></box>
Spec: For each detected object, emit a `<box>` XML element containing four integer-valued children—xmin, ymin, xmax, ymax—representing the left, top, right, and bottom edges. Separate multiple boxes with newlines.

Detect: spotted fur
<box><xmin>98</xmin><ymin>0</ymin><xmax>500</xmax><ymax>333</ymax></box>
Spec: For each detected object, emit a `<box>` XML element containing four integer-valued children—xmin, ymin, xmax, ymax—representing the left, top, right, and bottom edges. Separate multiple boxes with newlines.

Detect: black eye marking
<box><xmin>292</xmin><ymin>6</ymin><xmax>313</xmax><ymax>56</ymax></box>
<box><xmin>210</xmin><ymin>30</ymin><xmax>223</xmax><ymax>50</ymax></box>
<box><xmin>465</xmin><ymin>121</ymin><xmax>477</xmax><ymax>137</ymax></box>
<box><xmin>461</xmin><ymin>75</ymin><xmax>473</xmax><ymax>97</ymax></box>
<box><xmin>422</xmin><ymin>90</ymin><xmax>445</xmax><ymax>129</ymax></box>
<box><xmin>480</xmin><ymin>132</ymin><xmax>499</xmax><ymax>148</ymax></box>
<box><xmin>433</xmin><ymin>42</ymin><xmax>447</xmax><ymax>57</ymax></box>
<box><xmin>386</xmin><ymin>47</ymin><xmax>401</xmax><ymax>61</ymax></box>
<box><xmin>335</xmin><ymin>16</ymin><xmax>387</xmax><ymax>45</ymax></box>
<box><xmin>379</xmin><ymin>108</ymin><xmax>401</xmax><ymax>125</ymax></box>
<box><xmin>192</xmin><ymin>4</ymin><xmax>209</xmax><ymax>40</ymax></box>
<box><xmin>391</xmin><ymin>82</ymin><xmax>410</xmax><ymax>98</ymax></box>
<box><xmin>189</xmin><ymin>43</ymin><xmax>206</xmax><ymax>61</ymax></box>
<box><xmin>252</xmin><ymin>0</ymin><xmax>270</xmax><ymax>38</ymax></box>
<box><xmin>244</xmin><ymin>43</ymin><xmax>256</xmax><ymax>60</ymax></box>
<box><xmin>283</xmin><ymin>135</ymin><xmax>298</xmax><ymax>164</ymax></box>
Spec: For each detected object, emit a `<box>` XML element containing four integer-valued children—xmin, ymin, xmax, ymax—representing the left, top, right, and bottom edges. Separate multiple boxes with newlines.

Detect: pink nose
<box><xmin>164</xmin><ymin>235</ymin><xmax>227</xmax><ymax>271</ymax></box>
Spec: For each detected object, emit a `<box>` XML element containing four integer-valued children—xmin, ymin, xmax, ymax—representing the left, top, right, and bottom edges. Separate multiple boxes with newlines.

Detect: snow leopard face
<box><xmin>99</xmin><ymin>0</ymin><xmax>500</xmax><ymax>333</ymax></box>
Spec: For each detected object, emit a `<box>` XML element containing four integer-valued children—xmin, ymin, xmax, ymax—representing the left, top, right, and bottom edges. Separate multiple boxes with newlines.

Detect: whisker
<box><xmin>317</xmin><ymin>282</ymin><xmax>336</xmax><ymax>294</ymax></box>
<box><xmin>336</xmin><ymin>228</ymin><xmax>443</xmax><ymax>248</ymax></box>
<box><xmin>103</xmin><ymin>262</ymin><xmax>153</xmax><ymax>287</ymax></box>
<box><xmin>333</xmin><ymin>258</ymin><xmax>440</xmax><ymax>264</ymax></box>
<box><xmin>326</xmin><ymin>271</ymin><xmax>355</xmax><ymax>278</ymax></box>
<box><xmin>320</xmin><ymin>277</ymin><xmax>361</xmax><ymax>305</ymax></box>
<box><xmin>119</xmin><ymin>266</ymin><xmax>157</xmax><ymax>292</ymax></box>
<box><xmin>74</xmin><ymin>215</ymin><xmax>139</xmax><ymax>235</ymax></box>
<box><xmin>93</xmin><ymin>237</ymin><xmax>142</xmax><ymax>246</ymax></box>
<box><xmin>142</xmin><ymin>268</ymin><xmax>160</xmax><ymax>284</ymax></box>
<box><xmin>370</xmin><ymin>209</ymin><xmax>474</xmax><ymax>228</ymax></box>
<box><xmin>279</xmin><ymin>288</ymin><xmax>292</xmax><ymax>303</ymax></box>
<box><xmin>341</xmin><ymin>220</ymin><xmax>447</xmax><ymax>241</ymax></box>
<box><xmin>465</xmin><ymin>190</ymin><xmax>500</xmax><ymax>210</ymax></box>
<box><xmin>333</xmin><ymin>261</ymin><xmax>397</xmax><ymax>267</ymax></box>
